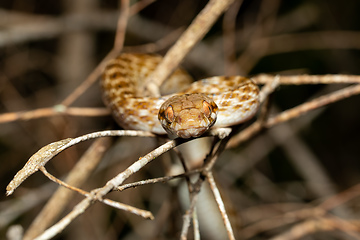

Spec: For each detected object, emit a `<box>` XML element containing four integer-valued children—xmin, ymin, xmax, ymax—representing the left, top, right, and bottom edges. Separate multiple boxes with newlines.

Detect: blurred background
<box><xmin>1</xmin><ymin>0</ymin><xmax>360</xmax><ymax>239</ymax></box>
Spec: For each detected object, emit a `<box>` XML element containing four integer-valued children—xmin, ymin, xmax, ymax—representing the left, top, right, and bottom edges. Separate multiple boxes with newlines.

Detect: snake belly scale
<box><xmin>101</xmin><ymin>53</ymin><xmax>260</xmax><ymax>138</ymax></box>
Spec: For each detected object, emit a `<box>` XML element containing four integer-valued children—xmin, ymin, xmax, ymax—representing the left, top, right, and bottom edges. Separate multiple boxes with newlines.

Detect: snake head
<box><xmin>158</xmin><ymin>93</ymin><xmax>218</xmax><ymax>138</ymax></box>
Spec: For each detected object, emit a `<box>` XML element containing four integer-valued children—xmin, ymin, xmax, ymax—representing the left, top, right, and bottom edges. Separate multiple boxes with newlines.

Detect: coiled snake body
<box><xmin>101</xmin><ymin>53</ymin><xmax>260</xmax><ymax>138</ymax></box>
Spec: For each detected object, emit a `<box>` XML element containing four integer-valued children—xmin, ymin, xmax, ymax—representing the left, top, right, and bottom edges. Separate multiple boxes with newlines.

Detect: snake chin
<box><xmin>162</xmin><ymin>113</ymin><xmax>217</xmax><ymax>138</ymax></box>
<box><xmin>169</xmin><ymin>126</ymin><xmax>211</xmax><ymax>139</ymax></box>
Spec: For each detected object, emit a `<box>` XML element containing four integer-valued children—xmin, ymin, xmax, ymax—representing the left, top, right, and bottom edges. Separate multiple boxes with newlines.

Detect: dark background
<box><xmin>1</xmin><ymin>0</ymin><xmax>360</xmax><ymax>239</ymax></box>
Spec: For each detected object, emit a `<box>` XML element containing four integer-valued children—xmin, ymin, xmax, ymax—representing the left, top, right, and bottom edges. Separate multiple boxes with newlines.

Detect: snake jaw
<box><xmin>160</xmin><ymin>113</ymin><xmax>217</xmax><ymax>139</ymax></box>
<box><xmin>174</xmin><ymin>126</ymin><xmax>212</xmax><ymax>139</ymax></box>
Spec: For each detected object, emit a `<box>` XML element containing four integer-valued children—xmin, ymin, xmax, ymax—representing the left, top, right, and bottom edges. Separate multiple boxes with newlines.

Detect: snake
<box><xmin>101</xmin><ymin>53</ymin><xmax>260</xmax><ymax>138</ymax></box>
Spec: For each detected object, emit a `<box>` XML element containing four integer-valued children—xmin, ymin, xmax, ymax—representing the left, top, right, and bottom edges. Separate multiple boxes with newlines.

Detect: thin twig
<box><xmin>34</xmin><ymin>135</ymin><xmax>214</xmax><ymax>239</ymax></box>
<box><xmin>123</xmin><ymin>27</ymin><xmax>185</xmax><ymax>53</ymax></box>
<box><xmin>258</xmin><ymin>75</ymin><xmax>281</xmax><ymax>103</ymax></box>
<box><xmin>320</xmin><ymin>183</ymin><xmax>360</xmax><ymax>211</ymax></box>
<box><xmin>39</xmin><ymin>166</ymin><xmax>89</xmax><ymax>196</ymax></box>
<box><xmin>222</xmin><ymin>0</ymin><xmax>243</xmax><ymax>75</ymax></box>
<box><xmin>145</xmin><ymin>0</ymin><xmax>236</xmax><ymax>96</ymax></box>
<box><xmin>114</xmin><ymin>0</ymin><xmax>130</xmax><ymax>51</ymax></box>
<box><xmin>180</xmin><ymin>179</ymin><xmax>203</xmax><ymax>240</ymax></box>
<box><xmin>61</xmin><ymin>0</ymin><xmax>130</xmax><ymax>107</ymax></box>
<box><xmin>31</xmin><ymin>139</ymin><xmax>172</xmax><ymax>238</ymax></box>
<box><xmin>266</xmin><ymin>83</ymin><xmax>360</xmax><ymax>128</ymax></box>
<box><xmin>254</xmin><ymin>74</ymin><xmax>360</xmax><ymax>85</ymax></box>
<box><xmin>228</xmin><ymin>82</ymin><xmax>360</xmax><ymax>148</ymax></box>
<box><xmin>23</xmin><ymin>137</ymin><xmax>113</xmax><ymax>240</ymax></box>
<box><xmin>270</xmin><ymin>216</ymin><xmax>360</xmax><ymax>240</ymax></box>
<box><xmin>41</xmin><ymin>165</ymin><xmax>153</xmax><ymax>219</ymax></box>
<box><xmin>60</xmin><ymin>50</ymin><xmax>119</xmax><ymax>107</ymax></box>
<box><xmin>192</xmin><ymin>210</ymin><xmax>200</xmax><ymax>240</ymax></box>
<box><xmin>6</xmin><ymin>130</ymin><xmax>155</xmax><ymax>196</ymax></box>
<box><xmin>237</xmin><ymin>0</ymin><xmax>280</xmax><ymax>75</ymax></box>
<box><xmin>116</xmin><ymin>168</ymin><xmax>203</xmax><ymax>191</ymax></box>
<box><xmin>129</xmin><ymin>0</ymin><xmax>157</xmax><ymax>15</ymax></box>
<box><xmin>179</xmin><ymin>135</ymin><xmax>224</xmax><ymax>239</ymax></box>
<box><xmin>240</xmin><ymin>207</ymin><xmax>325</xmax><ymax>239</ymax></box>
<box><xmin>34</xmin><ymin>198</ymin><xmax>93</xmax><ymax>240</ymax></box>
<box><xmin>260</xmin><ymin>31</ymin><xmax>360</xmax><ymax>56</ymax></box>
<box><xmin>206</xmin><ymin>171</ymin><xmax>235</xmax><ymax>240</ymax></box>
<box><xmin>240</xmin><ymin>181</ymin><xmax>360</xmax><ymax>239</ymax></box>
<box><xmin>0</xmin><ymin>107</ymin><xmax>110</xmax><ymax>124</ymax></box>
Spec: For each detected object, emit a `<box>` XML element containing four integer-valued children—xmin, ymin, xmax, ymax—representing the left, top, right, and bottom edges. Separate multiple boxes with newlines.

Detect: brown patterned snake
<box><xmin>101</xmin><ymin>53</ymin><xmax>260</xmax><ymax>138</ymax></box>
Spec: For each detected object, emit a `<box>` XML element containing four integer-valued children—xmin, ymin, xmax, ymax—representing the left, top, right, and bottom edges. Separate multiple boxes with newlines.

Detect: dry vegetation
<box><xmin>1</xmin><ymin>0</ymin><xmax>360</xmax><ymax>239</ymax></box>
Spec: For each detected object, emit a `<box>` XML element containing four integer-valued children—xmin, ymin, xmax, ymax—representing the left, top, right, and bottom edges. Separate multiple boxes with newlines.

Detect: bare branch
<box><xmin>206</xmin><ymin>171</ymin><xmax>235</xmax><ymax>240</ymax></box>
<box><xmin>266</xmin><ymin>83</ymin><xmax>360</xmax><ymax>128</ymax></box>
<box><xmin>145</xmin><ymin>0</ymin><xmax>236</xmax><ymax>96</ymax></box>
<box><xmin>0</xmin><ymin>107</ymin><xmax>110</xmax><ymax>124</ymax></box>
<box><xmin>6</xmin><ymin>130</ymin><xmax>155</xmax><ymax>196</ymax></box>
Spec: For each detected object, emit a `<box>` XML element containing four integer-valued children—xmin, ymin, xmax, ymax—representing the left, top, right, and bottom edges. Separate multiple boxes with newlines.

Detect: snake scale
<box><xmin>101</xmin><ymin>53</ymin><xmax>260</xmax><ymax>138</ymax></box>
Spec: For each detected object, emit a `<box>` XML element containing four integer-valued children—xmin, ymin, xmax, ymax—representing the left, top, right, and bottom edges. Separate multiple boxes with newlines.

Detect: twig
<box><xmin>222</xmin><ymin>0</ymin><xmax>243</xmax><ymax>75</ymax></box>
<box><xmin>227</xmin><ymin>120</ymin><xmax>263</xmax><ymax>148</ymax></box>
<box><xmin>6</xmin><ymin>130</ymin><xmax>155</xmax><ymax>196</ymax></box>
<box><xmin>0</xmin><ymin>1</ymin><xmax>158</xmax><ymax>48</ymax></box>
<box><xmin>180</xmin><ymin>179</ymin><xmax>203</xmax><ymax>240</ymax></box>
<box><xmin>228</xmin><ymin>81</ymin><xmax>360</xmax><ymax>148</ymax></box>
<box><xmin>270</xmin><ymin>216</ymin><xmax>360</xmax><ymax>240</ymax></box>
<box><xmin>206</xmin><ymin>171</ymin><xmax>235</xmax><ymax>240</ymax></box>
<box><xmin>33</xmin><ymin>137</ymin><xmax>198</xmax><ymax>239</ymax></box>
<box><xmin>261</xmin><ymin>31</ymin><xmax>360</xmax><ymax>56</ymax></box>
<box><xmin>6</xmin><ymin>126</ymin><xmax>231</xmax><ymax>197</ymax></box>
<box><xmin>258</xmin><ymin>75</ymin><xmax>280</xmax><ymax>103</ymax></box>
<box><xmin>23</xmin><ymin>138</ymin><xmax>113</xmax><ymax>240</ymax></box>
<box><xmin>240</xmin><ymin>181</ymin><xmax>360</xmax><ymax>239</ymax></box>
<box><xmin>0</xmin><ymin>107</ymin><xmax>110</xmax><ymax>124</ymax></box>
<box><xmin>240</xmin><ymin>206</ymin><xmax>325</xmax><ymax>239</ymax></box>
<box><xmin>254</xmin><ymin>74</ymin><xmax>360</xmax><ymax>85</ymax></box>
<box><xmin>237</xmin><ymin>0</ymin><xmax>280</xmax><ymax>75</ymax></box>
<box><xmin>62</xmin><ymin>0</ymin><xmax>130</xmax><ymax>107</ymax></box>
<box><xmin>123</xmin><ymin>27</ymin><xmax>185</xmax><ymax>53</ymax></box>
<box><xmin>227</xmin><ymin>75</ymin><xmax>280</xmax><ymax>148</ymax></box>
<box><xmin>0</xmin><ymin>183</ymin><xmax>56</xmax><ymax>229</ymax></box>
<box><xmin>320</xmin><ymin>183</ymin><xmax>360</xmax><ymax>211</ymax></box>
<box><xmin>267</xmin><ymin>113</ymin><xmax>341</xmax><ymax>201</ymax></box>
<box><xmin>116</xmin><ymin>168</ymin><xmax>203</xmax><ymax>191</ymax></box>
<box><xmin>237</xmin><ymin>30</ymin><xmax>360</xmax><ymax>74</ymax></box>
<box><xmin>192</xmin><ymin>209</ymin><xmax>200</xmax><ymax>240</ymax></box>
<box><xmin>28</xmin><ymin>122</ymin><xmax>242</xmax><ymax>239</ymax></box>
<box><xmin>33</xmin><ymin>198</ymin><xmax>93</xmax><ymax>240</ymax></box>
<box><xmin>145</xmin><ymin>0</ymin><xmax>236</xmax><ymax>96</ymax></box>
<box><xmin>180</xmin><ymin>128</ymin><xmax>234</xmax><ymax>239</ymax></box>
<box><xmin>97</xmin><ymin>139</ymin><xmax>183</xmax><ymax>196</ymax></box>
<box><xmin>39</xmin><ymin>167</ymin><xmax>89</xmax><ymax>196</ymax></box>
<box><xmin>60</xmin><ymin>50</ymin><xmax>119</xmax><ymax>107</ymax></box>
<box><xmin>179</xmin><ymin>131</ymin><xmax>228</xmax><ymax>239</ymax></box>
<box><xmin>40</xmin><ymin>164</ymin><xmax>152</xmax><ymax>218</ymax></box>
<box><xmin>114</xmin><ymin>0</ymin><xmax>129</xmax><ymax>51</ymax></box>
<box><xmin>129</xmin><ymin>0</ymin><xmax>156</xmax><ymax>15</ymax></box>
<box><xmin>266</xmin><ymin>83</ymin><xmax>360</xmax><ymax>128</ymax></box>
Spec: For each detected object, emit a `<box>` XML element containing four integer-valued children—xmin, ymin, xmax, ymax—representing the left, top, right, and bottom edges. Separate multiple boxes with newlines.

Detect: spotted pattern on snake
<box><xmin>101</xmin><ymin>53</ymin><xmax>260</xmax><ymax>138</ymax></box>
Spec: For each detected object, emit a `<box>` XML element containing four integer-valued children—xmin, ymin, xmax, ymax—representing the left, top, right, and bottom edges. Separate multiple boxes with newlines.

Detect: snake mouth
<box><xmin>170</xmin><ymin>114</ymin><xmax>217</xmax><ymax>138</ymax></box>
<box><xmin>175</xmin><ymin>126</ymin><xmax>210</xmax><ymax>139</ymax></box>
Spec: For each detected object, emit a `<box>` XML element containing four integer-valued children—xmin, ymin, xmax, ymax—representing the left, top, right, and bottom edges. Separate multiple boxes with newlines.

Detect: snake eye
<box><xmin>202</xmin><ymin>101</ymin><xmax>212</xmax><ymax>118</ymax></box>
<box><xmin>165</xmin><ymin>105</ymin><xmax>175</xmax><ymax>122</ymax></box>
